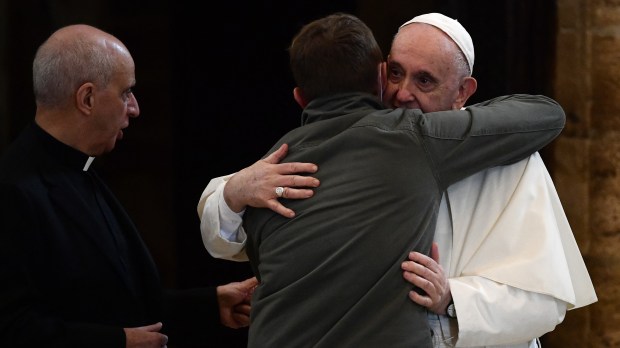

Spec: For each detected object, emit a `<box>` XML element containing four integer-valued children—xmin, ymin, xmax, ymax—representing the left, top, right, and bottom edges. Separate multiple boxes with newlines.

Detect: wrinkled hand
<box><xmin>224</xmin><ymin>143</ymin><xmax>320</xmax><ymax>217</ymax></box>
<box><xmin>217</xmin><ymin>276</ymin><xmax>259</xmax><ymax>328</ymax></box>
<box><xmin>124</xmin><ymin>322</ymin><xmax>168</xmax><ymax>348</ymax></box>
<box><xmin>401</xmin><ymin>242</ymin><xmax>452</xmax><ymax>315</ymax></box>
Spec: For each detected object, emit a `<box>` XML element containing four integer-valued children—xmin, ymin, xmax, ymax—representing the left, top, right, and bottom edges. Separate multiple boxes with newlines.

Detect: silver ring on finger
<box><xmin>275</xmin><ymin>186</ymin><xmax>285</xmax><ymax>198</ymax></box>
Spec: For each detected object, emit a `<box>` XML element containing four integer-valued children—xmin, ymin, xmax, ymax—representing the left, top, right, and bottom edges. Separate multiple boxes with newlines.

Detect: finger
<box><xmin>267</xmin><ymin>199</ymin><xmax>296</xmax><ymax>218</ymax></box>
<box><xmin>401</xmin><ymin>260</ymin><xmax>431</xmax><ymax>277</ymax></box>
<box><xmin>402</xmin><ymin>269</ymin><xmax>429</xmax><ymax>289</ymax></box>
<box><xmin>430</xmin><ymin>242</ymin><xmax>440</xmax><ymax>264</ymax></box>
<box><xmin>160</xmin><ymin>333</ymin><xmax>169</xmax><ymax>346</ymax></box>
<box><xmin>403</xmin><ymin>269</ymin><xmax>437</xmax><ymax>296</ymax></box>
<box><xmin>279</xmin><ymin>187</ymin><xmax>316</xmax><ymax>199</ymax></box>
<box><xmin>287</xmin><ymin>175</ymin><xmax>320</xmax><ymax>189</ymax></box>
<box><xmin>401</xmin><ymin>259</ymin><xmax>414</xmax><ymax>271</ymax></box>
<box><xmin>401</xmin><ymin>259</ymin><xmax>416</xmax><ymax>272</ymax></box>
<box><xmin>264</xmin><ymin>144</ymin><xmax>289</xmax><ymax>164</ymax></box>
<box><xmin>241</xmin><ymin>276</ymin><xmax>259</xmax><ymax>289</ymax></box>
<box><xmin>408</xmin><ymin>251</ymin><xmax>437</xmax><ymax>271</ymax></box>
<box><xmin>232</xmin><ymin>312</ymin><xmax>251</xmax><ymax>327</ymax></box>
<box><xmin>234</xmin><ymin>303</ymin><xmax>252</xmax><ymax>316</ymax></box>
<box><xmin>408</xmin><ymin>290</ymin><xmax>433</xmax><ymax>308</ymax></box>
<box><xmin>279</xmin><ymin>162</ymin><xmax>319</xmax><ymax>176</ymax></box>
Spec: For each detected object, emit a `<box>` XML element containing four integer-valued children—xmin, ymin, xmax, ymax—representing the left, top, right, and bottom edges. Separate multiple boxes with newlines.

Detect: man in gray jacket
<box><xmin>231</xmin><ymin>13</ymin><xmax>564</xmax><ymax>348</ymax></box>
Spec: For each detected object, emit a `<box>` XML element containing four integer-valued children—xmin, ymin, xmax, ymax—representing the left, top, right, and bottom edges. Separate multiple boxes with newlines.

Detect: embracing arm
<box><xmin>197</xmin><ymin>144</ymin><xmax>320</xmax><ymax>261</ymax></box>
<box><xmin>422</xmin><ymin>94</ymin><xmax>566</xmax><ymax>188</ymax></box>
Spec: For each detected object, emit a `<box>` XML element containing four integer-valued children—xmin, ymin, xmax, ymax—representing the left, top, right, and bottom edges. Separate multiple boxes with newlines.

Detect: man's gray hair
<box><xmin>33</xmin><ymin>32</ymin><xmax>115</xmax><ymax>107</ymax></box>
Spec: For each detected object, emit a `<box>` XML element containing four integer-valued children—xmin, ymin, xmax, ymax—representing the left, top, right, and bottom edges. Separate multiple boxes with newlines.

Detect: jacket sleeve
<box><xmin>419</xmin><ymin>94</ymin><xmax>566</xmax><ymax>189</ymax></box>
<box><xmin>197</xmin><ymin>174</ymin><xmax>249</xmax><ymax>261</ymax></box>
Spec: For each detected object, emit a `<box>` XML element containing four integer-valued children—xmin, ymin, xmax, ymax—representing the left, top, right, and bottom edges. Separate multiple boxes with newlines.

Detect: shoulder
<box><xmin>355</xmin><ymin>108</ymin><xmax>420</xmax><ymax>131</ymax></box>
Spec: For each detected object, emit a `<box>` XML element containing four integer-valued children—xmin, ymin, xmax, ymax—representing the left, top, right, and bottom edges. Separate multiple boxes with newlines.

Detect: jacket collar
<box><xmin>300</xmin><ymin>93</ymin><xmax>384</xmax><ymax>126</ymax></box>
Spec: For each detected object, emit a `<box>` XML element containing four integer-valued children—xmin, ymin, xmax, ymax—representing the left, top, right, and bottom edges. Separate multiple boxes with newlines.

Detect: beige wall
<box><xmin>547</xmin><ymin>0</ymin><xmax>620</xmax><ymax>347</ymax></box>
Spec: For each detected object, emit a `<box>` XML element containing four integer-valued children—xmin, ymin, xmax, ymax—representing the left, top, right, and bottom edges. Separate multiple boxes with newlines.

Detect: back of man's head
<box><xmin>288</xmin><ymin>13</ymin><xmax>383</xmax><ymax>102</ymax></box>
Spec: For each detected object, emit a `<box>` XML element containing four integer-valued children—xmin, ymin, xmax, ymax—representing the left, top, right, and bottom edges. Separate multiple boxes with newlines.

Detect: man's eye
<box><xmin>388</xmin><ymin>69</ymin><xmax>402</xmax><ymax>79</ymax></box>
<box><xmin>122</xmin><ymin>89</ymin><xmax>133</xmax><ymax>101</ymax></box>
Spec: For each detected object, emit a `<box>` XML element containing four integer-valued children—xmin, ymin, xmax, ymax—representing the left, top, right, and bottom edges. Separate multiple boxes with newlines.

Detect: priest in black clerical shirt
<box><xmin>0</xmin><ymin>24</ymin><xmax>256</xmax><ymax>348</ymax></box>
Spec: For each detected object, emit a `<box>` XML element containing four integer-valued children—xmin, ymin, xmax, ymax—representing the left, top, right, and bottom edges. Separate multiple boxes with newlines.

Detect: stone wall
<box><xmin>546</xmin><ymin>0</ymin><xmax>620</xmax><ymax>347</ymax></box>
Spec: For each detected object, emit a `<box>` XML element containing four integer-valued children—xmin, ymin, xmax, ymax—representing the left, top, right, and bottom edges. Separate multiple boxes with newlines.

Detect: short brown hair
<box><xmin>288</xmin><ymin>13</ymin><xmax>383</xmax><ymax>101</ymax></box>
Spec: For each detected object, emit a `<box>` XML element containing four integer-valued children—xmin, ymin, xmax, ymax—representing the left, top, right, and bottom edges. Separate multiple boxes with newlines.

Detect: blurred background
<box><xmin>1</xmin><ymin>0</ymin><xmax>615</xmax><ymax>347</ymax></box>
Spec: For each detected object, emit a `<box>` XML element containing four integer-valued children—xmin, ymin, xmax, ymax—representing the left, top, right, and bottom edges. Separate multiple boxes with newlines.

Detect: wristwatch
<box><xmin>446</xmin><ymin>301</ymin><xmax>457</xmax><ymax>319</ymax></box>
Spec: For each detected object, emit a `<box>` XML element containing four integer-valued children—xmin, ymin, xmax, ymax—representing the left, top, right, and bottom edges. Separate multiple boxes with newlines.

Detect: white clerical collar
<box><xmin>83</xmin><ymin>157</ymin><xmax>95</xmax><ymax>171</ymax></box>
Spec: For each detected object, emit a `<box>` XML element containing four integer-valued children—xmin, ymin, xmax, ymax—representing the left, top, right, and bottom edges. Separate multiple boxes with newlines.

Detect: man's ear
<box><xmin>76</xmin><ymin>82</ymin><xmax>95</xmax><ymax>115</ymax></box>
<box><xmin>454</xmin><ymin>76</ymin><xmax>477</xmax><ymax>109</ymax></box>
<box><xmin>293</xmin><ymin>87</ymin><xmax>308</xmax><ymax>108</ymax></box>
<box><xmin>378</xmin><ymin>61</ymin><xmax>387</xmax><ymax>98</ymax></box>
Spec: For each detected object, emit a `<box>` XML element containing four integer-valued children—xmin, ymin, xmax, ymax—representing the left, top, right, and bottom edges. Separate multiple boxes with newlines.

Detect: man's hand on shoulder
<box><xmin>224</xmin><ymin>143</ymin><xmax>320</xmax><ymax>217</ymax></box>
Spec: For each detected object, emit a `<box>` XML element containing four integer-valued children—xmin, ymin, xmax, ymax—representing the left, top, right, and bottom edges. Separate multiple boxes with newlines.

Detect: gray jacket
<box><xmin>244</xmin><ymin>93</ymin><xmax>565</xmax><ymax>348</ymax></box>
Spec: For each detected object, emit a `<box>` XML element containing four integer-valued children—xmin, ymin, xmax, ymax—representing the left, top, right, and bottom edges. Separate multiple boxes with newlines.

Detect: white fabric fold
<box><xmin>444</xmin><ymin>152</ymin><xmax>596</xmax><ymax>309</ymax></box>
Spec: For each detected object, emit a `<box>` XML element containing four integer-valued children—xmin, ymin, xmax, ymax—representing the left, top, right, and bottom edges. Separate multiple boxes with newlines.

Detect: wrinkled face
<box><xmin>383</xmin><ymin>23</ymin><xmax>463</xmax><ymax>113</ymax></box>
<box><xmin>91</xmin><ymin>52</ymin><xmax>140</xmax><ymax>155</ymax></box>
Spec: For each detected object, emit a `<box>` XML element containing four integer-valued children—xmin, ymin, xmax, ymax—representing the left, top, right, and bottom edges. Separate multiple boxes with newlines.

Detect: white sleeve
<box><xmin>197</xmin><ymin>174</ymin><xmax>249</xmax><ymax>262</ymax></box>
<box><xmin>439</xmin><ymin>153</ymin><xmax>596</xmax><ymax>347</ymax></box>
<box><xmin>451</xmin><ymin>276</ymin><xmax>567</xmax><ymax>347</ymax></box>
<box><xmin>445</xmin><ymin>154</ymin><xmax>596</xmax><ymax>308</ymax></box>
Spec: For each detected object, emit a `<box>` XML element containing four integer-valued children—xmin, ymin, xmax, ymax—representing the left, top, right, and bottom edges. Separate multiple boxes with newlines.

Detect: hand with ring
<box><xmin>223</xmin><ymin>144</ymin><xmax>321</xmax><ymax>218</ymax></box>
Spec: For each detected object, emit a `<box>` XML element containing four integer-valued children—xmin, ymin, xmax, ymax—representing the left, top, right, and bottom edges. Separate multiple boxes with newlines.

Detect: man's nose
<box><xmin>394</xmin><ymin>82</ymin><xmax>416</xmax><ymax>107</ymax></box>
<box><xmin>128</xmin><ymin>93</ymin><xmax>140</xmax><ymax>118</ymax></box>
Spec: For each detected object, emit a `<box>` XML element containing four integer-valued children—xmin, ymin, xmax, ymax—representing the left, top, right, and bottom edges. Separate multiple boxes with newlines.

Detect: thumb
<box><xmin>135</xmin><ymin>322</ymin><xmax>163</xmax><ymax>332</ymax></box>
<box><xmin>242</xmin><ymin>276</ymin><xmax>259</xmax><ymax>289</ymax></box>
<box><xmin>430</xmin><ymin>242</ymin><xmax>440</xmax><ymax>264</ymax></box>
